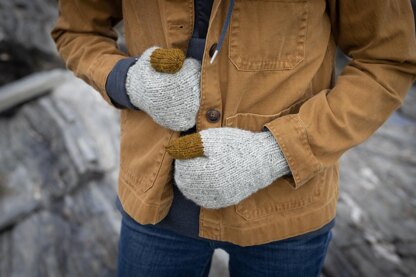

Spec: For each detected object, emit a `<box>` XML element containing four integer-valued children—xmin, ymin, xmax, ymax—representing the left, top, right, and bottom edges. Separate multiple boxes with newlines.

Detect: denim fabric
<box><xmin>116</xmin><ymin>205</ymin><xmax>334</xmax><ymax>277</ymax></box>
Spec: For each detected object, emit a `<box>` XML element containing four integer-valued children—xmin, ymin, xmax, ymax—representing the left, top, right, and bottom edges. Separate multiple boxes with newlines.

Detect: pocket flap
<box><xmin>225</xmin><ymin>99</ymin><xmax>306</xmax><ymax>132</ymax></box>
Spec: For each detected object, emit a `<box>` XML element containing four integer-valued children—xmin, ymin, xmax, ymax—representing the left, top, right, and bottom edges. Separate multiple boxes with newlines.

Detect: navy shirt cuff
<box><xmin>105</xmin><ymin>57</ymin><xmax>140</xmax><ymax>110</ymax></box>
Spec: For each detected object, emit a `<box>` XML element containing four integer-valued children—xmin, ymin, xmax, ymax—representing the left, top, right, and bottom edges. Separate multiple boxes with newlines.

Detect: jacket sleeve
<box><xmin>50</xmin><ymin>0</ymin><xmax>128</xmax><ymax>107</ymax></box>
<box><xmin>264</xmin><ymin>0</ymin><xmax>416</xmax><ymax>189</ymax></box>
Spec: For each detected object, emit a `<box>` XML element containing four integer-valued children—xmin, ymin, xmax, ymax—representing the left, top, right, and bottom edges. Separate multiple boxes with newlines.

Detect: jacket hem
<box><xmin>117</xmin><ymin>175</ymin><xmax>173</xmax><ymax>224</ymax></box>
<box><xmin>200</xmin><ymin>189</ymin><xmax>338</xmax><ymax>247</ymax></box>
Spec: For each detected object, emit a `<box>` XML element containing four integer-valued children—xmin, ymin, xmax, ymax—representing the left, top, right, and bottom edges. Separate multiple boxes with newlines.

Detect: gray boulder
<box><xmin>0</xmin><ymin>73</ymin><xmax>121</xmax><ymax>277</ymax></box>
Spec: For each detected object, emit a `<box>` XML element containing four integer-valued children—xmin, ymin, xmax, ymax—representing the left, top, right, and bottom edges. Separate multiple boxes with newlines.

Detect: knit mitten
<box><xmin>165</xmin><ymin>127</ymin><xmax>291</xmax><ymax>209</ymax></box>
<box><xmin>126</xmin><ymin>46</ymin><xmax>201</xmax><ymax>131</ymax></box>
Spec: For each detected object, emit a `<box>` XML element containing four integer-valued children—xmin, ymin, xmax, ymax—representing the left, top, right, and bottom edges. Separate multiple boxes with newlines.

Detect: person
<box><xmin>50</xmin><ymin>0</ymin><xmax>416</xmax><ymax>276</ymax></box>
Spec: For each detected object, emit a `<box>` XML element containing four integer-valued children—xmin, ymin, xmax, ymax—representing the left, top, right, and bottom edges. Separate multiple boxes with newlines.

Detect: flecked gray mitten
<box><xmin>125</xmin><ymin>46</ymin><xmax>201</xmax><ymax>131</ymax></box>
<box><xmin>166</xmin><ymin>127</ymin><xmax>291</xmax><ymax>209</ymax></box>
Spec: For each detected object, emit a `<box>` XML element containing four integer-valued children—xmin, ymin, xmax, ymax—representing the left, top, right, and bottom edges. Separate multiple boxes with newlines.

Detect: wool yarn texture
<box><xmin>150</xmin><ymin>48</ymin><xmax>186</xmax><ymax>73</ymax></box>
<box><xmin>125</xmin><ymin>46</ymin><xmax>201</xmax><ymax>131</ymax></box>
<box><xmin>168</xmin><ymin>127</ymin><xmax>291</xmax><ymax>209</ymax></box>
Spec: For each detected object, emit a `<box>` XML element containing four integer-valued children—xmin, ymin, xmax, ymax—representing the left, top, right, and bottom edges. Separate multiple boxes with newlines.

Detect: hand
<box><xmin>166</xmin><ymin>127</ymin><xmax>291</xmax><ymax>209</ymax></box>
<box><xmin>125</xmin><ymin>46</ymin><xmax>201</xmax><ymax>131</ymax></box>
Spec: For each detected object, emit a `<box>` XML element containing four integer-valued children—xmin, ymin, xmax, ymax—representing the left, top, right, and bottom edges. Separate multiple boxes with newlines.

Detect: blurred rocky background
<box><xmin>0</xmin><ymin>0</ymin><xmax>415</xmax><ymax>276</ymax></box>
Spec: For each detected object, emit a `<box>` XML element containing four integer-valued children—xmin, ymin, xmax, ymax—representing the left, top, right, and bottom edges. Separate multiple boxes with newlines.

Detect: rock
<box><xmin>0</xmin><ymin>0</ymin><xmax>58</xmax><ymax>56</ymax></box>
<box><xmin>399</xmin><ymin>86</ymin><xmax>416</xmax><ymax>121</ymax></box>
<box><xmin>0</xmin><ymin>0</ymin><xmax>126</xmax><ymax>85</ymax></box>
<box><xmin>0</xmin><ymin>74</ymin><xmax>121</xmax><ymax>277</ymax></box>
<box><xmin>7</xmin><ymin>211</ymin><xmax>71</xmax><ymax>277</ymax></box>
<box><xmin>323</xmin><ymin>110</ymin><xmax>416</xmax><ymax>276</ymax></box>
<box><xmin>0</xmin><ymin>69</ymin><xmax>67</xmax><ymax>113</ymax></box>
<box><xmin>0</xmin><ymin>0</ymin><xmax>64</xmax><ymax>85</ymax></box>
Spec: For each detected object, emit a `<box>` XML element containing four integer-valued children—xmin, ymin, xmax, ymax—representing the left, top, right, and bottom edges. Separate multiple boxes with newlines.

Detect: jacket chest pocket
<box><xmin>228</xmin><ymin>0</ymin><xmax>309</xmax><ymax>71</ymax></box>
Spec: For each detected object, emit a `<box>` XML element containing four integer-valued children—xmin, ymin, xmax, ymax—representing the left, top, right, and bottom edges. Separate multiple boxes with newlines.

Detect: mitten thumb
<box><xmin>165</xmin><ymin>133</ymin><xmax>205</xmax><ymax>159</ymax></box>
<box><xmin>150</xmin><ymin>48</ymin><xmax>186</xmax><ymax>73</ymax></box>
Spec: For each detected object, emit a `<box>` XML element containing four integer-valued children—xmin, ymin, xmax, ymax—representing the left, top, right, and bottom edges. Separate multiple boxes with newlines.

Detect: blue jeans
<box><xmin>117</xmin><ymin>209</ymin><xmax>333</xmax><ymax>277</ymax></box>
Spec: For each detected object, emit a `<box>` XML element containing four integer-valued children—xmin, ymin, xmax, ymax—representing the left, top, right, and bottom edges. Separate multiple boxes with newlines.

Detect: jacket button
<box><xmin>206</xmin><ymin>109</ymin><xmax>221</xmax><ymax>123</ymax></box>
<box><xmin>208</xmin><ymin>43</ymin><xmax>218</xmax><ymax>58</ymax></box>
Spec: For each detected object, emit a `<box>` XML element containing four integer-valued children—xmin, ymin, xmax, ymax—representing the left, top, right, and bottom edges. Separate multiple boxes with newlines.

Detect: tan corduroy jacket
<box><xmin>51</xmin><ymin>0</ymin><xmax>416</xmax><ymax>246</ymax></box>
